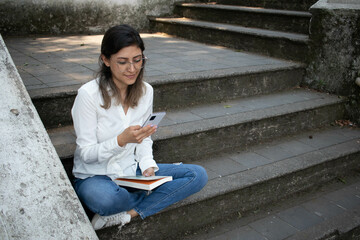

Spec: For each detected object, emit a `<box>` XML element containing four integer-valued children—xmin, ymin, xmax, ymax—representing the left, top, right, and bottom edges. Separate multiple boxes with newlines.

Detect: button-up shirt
<box><xmin>71</xmin><ymin>79</ymin><xmax>158</xmax><ymax>179</ymax></box>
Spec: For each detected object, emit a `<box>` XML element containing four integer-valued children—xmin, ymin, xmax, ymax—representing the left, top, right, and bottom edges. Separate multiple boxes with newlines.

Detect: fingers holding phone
<box><xmin>117</xmin><ymin>112</ymin><xmax>166</xmax><ymax>147</ymax></box>
<box><xmin>117</xmin><ymin>125</ymin><xmax>156</xmax><ymax>146</ymax></box>
<box><xmin>140</xmin><ymin>124</ymin><xmax>157</xmax><ymax>140</ymax></box>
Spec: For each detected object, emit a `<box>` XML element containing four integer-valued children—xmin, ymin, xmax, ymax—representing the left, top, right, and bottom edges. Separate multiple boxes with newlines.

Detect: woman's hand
<box><xmin>117</xmin><ymin>125</ymin><xmax>157</xmax><ymax>147</ymax></box>
<box><xmin>143</xmin><ymin>167</ymin><xmax>155</xmax><ymax>177</ymax></box>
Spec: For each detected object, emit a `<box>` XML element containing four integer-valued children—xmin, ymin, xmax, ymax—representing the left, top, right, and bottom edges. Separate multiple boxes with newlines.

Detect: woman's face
<box><xmin>102</xmin><ymin>45</ymin><xmax>143</xmax><ymax>91</ymax></box>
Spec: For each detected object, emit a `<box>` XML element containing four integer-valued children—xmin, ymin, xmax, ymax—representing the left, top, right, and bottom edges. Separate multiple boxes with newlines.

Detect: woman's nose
<box><xmin>128</xmin><ymin>62</ymin><xmax>136</xmax><ymax>72</ymax></box>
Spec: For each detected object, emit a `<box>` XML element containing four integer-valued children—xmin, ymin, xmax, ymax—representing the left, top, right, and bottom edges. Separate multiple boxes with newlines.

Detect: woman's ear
<box><xmin>101</xmin><ymin>54</ymin><xmax>110</xmax><ymax>67</ymax></box>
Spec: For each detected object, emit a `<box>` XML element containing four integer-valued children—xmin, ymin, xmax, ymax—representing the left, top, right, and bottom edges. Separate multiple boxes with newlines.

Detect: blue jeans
<box><xmin>74</xmin><ymin>163</ymin><xmax>208</xmax><ymax>219</ymax></box>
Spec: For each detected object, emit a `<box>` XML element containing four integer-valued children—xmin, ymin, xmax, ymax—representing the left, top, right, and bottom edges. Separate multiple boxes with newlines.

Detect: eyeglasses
<box><xmin>116</xmin><ymin>56</ymin><xmax>147</xmax><ymax>72</ymax></box>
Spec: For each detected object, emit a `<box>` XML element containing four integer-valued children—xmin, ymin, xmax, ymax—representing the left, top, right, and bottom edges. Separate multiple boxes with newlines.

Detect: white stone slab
<box><xmin>0</xmin><ymin>34</ymin><xmax>98</xmax><ymax>240</ymax></box>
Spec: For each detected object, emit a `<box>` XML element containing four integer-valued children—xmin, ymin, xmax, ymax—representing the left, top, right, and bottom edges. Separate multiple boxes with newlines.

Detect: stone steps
<box><xmin>214</xmin><ymin>0</ymin><xmax>318</xmax><ymax>11</ymax></box>
<box><xmin>149</xmin><ymin>17</ymin><xmax>309</xmax><ymax>62</ymax></box>
<box><xmin>174</xmin><ymin>3</ymin><xmax>311</xmax><ymax>34</ymax></box>
<box><xmin>95</xmin><ymin>126</ymin><xmax>360</xmax><ymax>240</ymax></box>
<box><xmin>48</xmin><ymin>88</ymin><xmax>347</xmax><ymax>180</ymax></box>
<box><xmin>152</xmin><ymin>88</ymin><xmax>345</xmax><ymax>163</ymax></box>
<box><xmin>183</xmin><ymin>168</ymin><xmax>360</xmax><ymax>240</ymax></box>
<box><xmin>5</xmin><ymin>0</ymin><xmax>359</xmax><ymax>238</ymax></box>
<box><xmin>31</xmin><ymin>60</ymin><xmax>303</xmax><ymax>129</ymax></box>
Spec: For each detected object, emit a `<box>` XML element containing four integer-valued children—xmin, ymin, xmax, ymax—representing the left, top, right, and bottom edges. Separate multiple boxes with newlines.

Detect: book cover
<box><xmin>114</xmin><ymin>176</ymin><xmax>173</xmax><ymax>190</ymax></box>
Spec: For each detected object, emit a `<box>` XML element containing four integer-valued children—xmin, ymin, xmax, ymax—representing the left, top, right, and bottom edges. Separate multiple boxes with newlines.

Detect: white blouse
<box><xmin>71</xmin><ymin>79</ymin><xmax>159</xmax><ymax>179</ymax></box>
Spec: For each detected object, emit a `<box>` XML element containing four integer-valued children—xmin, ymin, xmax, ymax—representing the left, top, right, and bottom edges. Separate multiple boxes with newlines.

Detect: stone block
<box><xmin>220</xmin><ymin>225</ymin><xmax>267</xmax><ymax>240</ymax></box>
<box><xmin>276</xmin><ymin>206</ymin><xmax>323</xmax><ymax>231</ymax></box>
<box><xmin>249</xmin><ymin>215</ymin><xmax>298</xmax><ymax>240</ymax></box>
<box><xmin>305</xmin><ymin>0</ymin><xmax>360</xmax><ymax>123</ymax></box>
<box><xmin>302</xmin><ymin>197</ymin><xmax>345</xmax><ymax>219</ymax></box>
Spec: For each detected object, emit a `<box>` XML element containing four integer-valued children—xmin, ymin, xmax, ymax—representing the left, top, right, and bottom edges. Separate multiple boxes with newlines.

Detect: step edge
<box><xmin>178</xmin><ymin>3</ymin><xmax>312</xmax><ymax>17</ymax></box>
<box><xmin>166</xmin><ymin>137</ymin><xmax>360</xmax><ymax>211</ymax></box>
<box><xmin>147</xmin><ymin>62</ymin><xmax>303</xmax><ymax>86</ymax></box>
<box><xmin>50</xmin><ymin>91</ymin><xmax>346</xmax><ymax>158</ymax></box>
<box><xmin>152</xmin><ymin>17</ymin><xmax>309</xmax><ymax>42</ymax></box>
<box><xmin>29</xmin><ymin>62</ymin><xmax>304</xmax><ymax>100</ymax></box>
<box><xmin>101</xmin><ymin>136</ymin><xmax>360</xmax><ymax>236</ymax></box>
<box><xmin>154</xmin><ymin>94</ymin><xmax>346</xmax><ymax>140</ymax></box>
<box><xmin>28</xmin><ymin>84</ymin><xmax>81</xmax><ymax>99</ymax></box>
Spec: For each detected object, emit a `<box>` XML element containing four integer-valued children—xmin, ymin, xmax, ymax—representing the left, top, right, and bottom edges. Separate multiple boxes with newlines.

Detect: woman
<box><xmin>71</xmin><ymin>24</ymin><xmax>208</xmax><ymax>230</ymax></box>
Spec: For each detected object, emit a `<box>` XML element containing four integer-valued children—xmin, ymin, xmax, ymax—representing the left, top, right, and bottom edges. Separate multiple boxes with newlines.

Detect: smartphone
<box><xmin>142</xmin><ymin>112</ymin><xmax>166</xmax><ymax>127</ymax></box>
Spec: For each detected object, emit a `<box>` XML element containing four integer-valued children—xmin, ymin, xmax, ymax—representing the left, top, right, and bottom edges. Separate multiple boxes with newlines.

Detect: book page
<box><xmin>116</xmin><ymin>176</ymin><xmax>169</xmax><ymax>181</ymax></box>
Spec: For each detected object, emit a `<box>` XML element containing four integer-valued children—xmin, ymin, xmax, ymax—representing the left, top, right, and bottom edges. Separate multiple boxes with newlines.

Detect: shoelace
<box><xmin>104</xmin><ymin>213</ymin><xmax>126</xmax><ymax>227</ymax></box>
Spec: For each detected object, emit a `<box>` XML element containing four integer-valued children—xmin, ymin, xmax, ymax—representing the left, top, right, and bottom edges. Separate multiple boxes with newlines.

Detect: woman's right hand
<box><xmin>117</xmin><ymin>125</ymin><xmax>157</xmax><ymax>147</ymax></box>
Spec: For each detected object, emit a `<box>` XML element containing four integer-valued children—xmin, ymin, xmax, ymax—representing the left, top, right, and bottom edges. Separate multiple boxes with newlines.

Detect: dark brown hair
<box><xmin>97</xmin><ymin>24</ymin><xmax>146</xmax><ymax>109</ymax></box>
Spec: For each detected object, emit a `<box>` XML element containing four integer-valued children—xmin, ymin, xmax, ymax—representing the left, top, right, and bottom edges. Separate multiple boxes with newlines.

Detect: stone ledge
<box><xmin>0</xmin><ymin>34</ymin><xmax>97</xmax><ymax>239</ymax></box>
<box><xmin>312</xmin><ymin>0</ymin><xmax>360</xmax><ymax>9</ymax></box>
<box><xmin>306</xmin><ymin>0</ymin><xmax>360</xmax><ymax>123</ymax></box>
<box><xmin>0</xmin><ymin>0</ymin><xmax>188</xmax><ymax>35</ymax></box>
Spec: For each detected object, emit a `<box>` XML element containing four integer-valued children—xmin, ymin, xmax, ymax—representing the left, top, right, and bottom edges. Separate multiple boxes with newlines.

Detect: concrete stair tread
<box><xmin>28</xmin><ymin>60</ymin><xmax>302</xmax><ymax>100</ymax></box>
<box><xmin>213</xmin><ymin>0</ymin><xmax>317</xmax><ymax>11</ymax></box>
<box><xmin>170</xmin><ymin>126</ymin><xmax>360</xmax><ymax>208</ymax></box>
<box><xmin>155</xmin><ymin>88</ymin><xmax>343</xmax><ymax>139</ymax></box>
<box><xmin>29</xmin><ymin>60</ymin><xmax>304</xmax><ymax>128</ymax></box>
<box><xmin>183</xmin><ymin>169</ymin><xmax>360</xmax><ymax>240</ymax></box>
<box><xmin>147</xmin><ymin>61</ymin><xmax>301</xmax><ymax>86</ymax></box>
<box><xmin>177</xmin><ymin>3</ymin><xmax>312</xmax><ymax>17</ymax></box>
<box><xmin>48</xmin><ymin>88</ymin><xmax>345</xmax><ymax>159</ymax></box>
<box><xmin>96</xmin><ymin>126</ymin><xmax>360</xmax><ymax>239</ymax></box>
<box><xmin>48</xmin><ymin>125</ymin><xmax>76</xmax><ymax>159</ymax></box>
<box><xmin>151</xmin><ymin>17</ymin><xmax>309</xmax><ymax>42</ymax></box>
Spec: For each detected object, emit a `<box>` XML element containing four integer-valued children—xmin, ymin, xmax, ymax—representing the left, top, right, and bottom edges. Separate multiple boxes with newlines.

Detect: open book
<box><xmin>114</xmin><ymin>175</ymin><xmax>173</xmax><ymax>190</ymax></box>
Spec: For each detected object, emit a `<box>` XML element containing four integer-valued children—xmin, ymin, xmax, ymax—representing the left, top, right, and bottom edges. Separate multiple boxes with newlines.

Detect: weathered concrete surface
<box><xmin>289</xmin><ymin>205</ymin><xmax>360</xmax><ymax>240</ymax></box>
<box><xmin>175</xmin><ymin>3</ymin><xmax>312</xmax><ymax>34</ymax></box>
<box><xmin>0</xmin><ymin>0</ymin><xmax>194</xmax><ymax>35</ymax></box>
<box><xmin>149</xmin><ymin>17</ymin><xmax>309</xmax><ymax>62</ymax></box>
<box><xmin>30</xmin><ymin>63</ymin><xmax>303</xmax><ymax>129</ymax></box>
<box><xmin>304</xmin><ymin>0</ymin><xmax>360</xmax><ymax>123</ymax></box>
<box><xmin>215</xmin><ymin>0</ymin><xmax>317</xmax><ymax>11</ymax></box>
<box><xmin>97</xmin><ymin>129</ymin><xmax>360</xmax><ymax>240</ymax></box>
<box><xmin>0</xmin><ymin>35</ymin><xmax>98</xmax><ymax>239</ymax></box>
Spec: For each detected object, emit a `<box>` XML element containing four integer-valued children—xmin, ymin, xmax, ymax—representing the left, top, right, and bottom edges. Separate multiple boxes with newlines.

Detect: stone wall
<box><xmin>0</xmin><ymin>34</ymin><xmax>98</xmax><ymax>240</ymax></box>
<box><xmin>304</xmin><ymin>0</ymin><xmax>360</xmax><ymax>123</ymax></box>
<box><xmin>0</xmin><ymin>0</ymin><xmax>194</xmax><ymax>35</ymax></box>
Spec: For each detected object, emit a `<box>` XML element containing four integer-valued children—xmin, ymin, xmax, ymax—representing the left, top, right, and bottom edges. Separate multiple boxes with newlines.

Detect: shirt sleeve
<box><xmin>71</xmin><ymin>88</ymin><xmax>127</xmax><ymax>164</ymax></box>
<box><xmin>135</xmin><ymin>85</ymin><xmax>159</xmax><ymax>174</ymax></box>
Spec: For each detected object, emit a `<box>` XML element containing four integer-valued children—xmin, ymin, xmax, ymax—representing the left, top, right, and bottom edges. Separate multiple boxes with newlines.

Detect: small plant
<box><xmin>337</xmin><ymin>177</ymin><xmax>346</xmax><ymax>184</ymax></box>
<box><xmin>316</xmin><ymin>79</ymin><xmax>326</xmax><ymax>89</ymax></box>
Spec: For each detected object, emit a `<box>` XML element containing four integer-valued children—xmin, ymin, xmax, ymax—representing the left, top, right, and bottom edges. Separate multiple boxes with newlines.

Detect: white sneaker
<box><xmin>91</xmin><ymin>212</ymin><xmax>131</xmax><ymax>230</ymax></box>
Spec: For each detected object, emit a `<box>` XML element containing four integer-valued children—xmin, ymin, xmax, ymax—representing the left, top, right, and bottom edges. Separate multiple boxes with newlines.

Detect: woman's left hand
<box><xmin>143</xmin><ymin>167</ymin><xmax>155</xmax><ymax>177</ymax></box>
